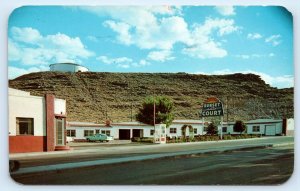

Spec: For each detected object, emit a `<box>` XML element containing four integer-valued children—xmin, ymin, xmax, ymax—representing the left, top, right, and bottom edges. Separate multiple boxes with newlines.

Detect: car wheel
<box><xmin>87</xmin><ymin>139</ymin><xmax>90</xmax><ymax>142</ymax></box>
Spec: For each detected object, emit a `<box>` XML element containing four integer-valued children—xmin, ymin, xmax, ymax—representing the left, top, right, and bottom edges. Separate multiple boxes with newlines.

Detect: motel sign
<box><xmin>201</xmin><ymin>97</ymin><xmax>224</xmax><ymax>117</ymax></box>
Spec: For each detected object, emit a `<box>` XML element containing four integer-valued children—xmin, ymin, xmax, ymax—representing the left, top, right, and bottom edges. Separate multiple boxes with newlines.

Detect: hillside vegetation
<box><xmin>9</xmin><ymin>72</ymin><xmax>293</xmax><ymax>123</ymax></box>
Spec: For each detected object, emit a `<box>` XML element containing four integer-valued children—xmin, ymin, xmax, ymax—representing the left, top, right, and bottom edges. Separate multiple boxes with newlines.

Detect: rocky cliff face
<box><xmin>9</xmin><ymin>72</ymin><xmax>293</xmax><ymax>123</ymax></box>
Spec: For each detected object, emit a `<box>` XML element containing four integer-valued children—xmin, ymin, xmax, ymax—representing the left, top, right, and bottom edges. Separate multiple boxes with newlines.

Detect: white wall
<box><xmin>75</xmin><ymin>65</ymin><xmax>89</xmax><ymax>72</ymax></box>
<box><xmin>9</xmin><ymin>91</ymin><xmax>46</xmax><ymax>136</ymax></box>
<box><xmin>50</xmin><ymin>63</ymin><xmax>88</xmax><ymax>72</ymax></box>
<box><xmin>68</xmin><ymin>127</ymin><xmax>114</xmax><ymax>140</ymax></box>
<box><xmin>67</xmin><ymin>118</ymin><xmax>289</xmax><ymax>141</ymax></box>
<box><xmin>168</xmin><ymin>123</ymin><xmax>205</xmax><ymax>137</ymax></box>
<box><xmin>67</xmin><ymin>123</ymin><xmax>208</xmax><ymax>140</ymax></box>
<box><xmin>111</xmin><ymin>125</ymin><xmax>153</xmax><ymax>139</ymax></box>
<box><xmin>287</xmin><ymin>118</ymin><xmax>294</xmax><ymax>130</ymax></box>
<box><xmin>67</xmin><ymin>125</ymin><xmax>154</xmax><ymax>140</ymax></box>
<box><xmin>220</xmin><ymin>121</ymin><xmax>283</xmax><ymax>135</ymax></box>
<box><xmin>286</xmin><ymin>118</ymin><xmax>294</xmax><ymax>136</ymax></box>
<box><xmin>54</xmin><ymin>98</ymin><xmax>66</xmax><ymax>115</ymax></box>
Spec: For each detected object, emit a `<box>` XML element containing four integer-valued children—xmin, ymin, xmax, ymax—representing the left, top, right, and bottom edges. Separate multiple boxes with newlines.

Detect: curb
<box><xmin>10</xmin><ymin>142</ymin><xmax>292</xmax><ymax>176</ymax></box>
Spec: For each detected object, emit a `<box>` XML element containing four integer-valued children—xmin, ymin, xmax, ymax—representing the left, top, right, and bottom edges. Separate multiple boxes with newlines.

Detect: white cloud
<box><xmin>103</xmin><ymin>21</ymin><xmax>132</xmax><ymax>45</ymax></box>
<box><xmin>195</xmin><ymin>69</ymin><xmax>293</xmax><ymax>89</ymax></box>
<box><xmin>80</xmin><ymin>6</ymin><xmax>180</xmax><ymax>25</ymax></box>
<box><xmin>96</xmin><ymin>56</ymin><xmax>133</xmax><ymax>65</ymax></box>
<box><xmin>87</xmin><ymin>35</ymin><xmax>99</xmax><ymax>42</ymax></box>
<box><xmin>8</xmin><ymin>66</ymin><xmax>49</xmax><ymax>79</ymax></box>
<box><xmin>269</xmin><ymin>53</ymin><xmax>275</xmax><ymax>57</ymax></box>
<box><xmin>11</xmin><ymin>27</ymin><xmax>42</xmax><ymax>44</ymax></box>
<box><xmin>215</xmin><ymin>6</ymin><xmax>236</xmax><ymax>16</ymax></box>
<box><xmin>247</xmin><ymin>33</ymin><xmax>262</xmax><ymax>40</ymax></box>
<box><xmin>138</xmin><ymin>59</ymin><xmax>150</xmax><ymax>66</ymax></box>
<box><xmin>103</xmin><ymin>16</ymin><xmax>190</xmax><ymax>50</ymax></box>
<box><xmin>183</xmin><ymin>41</ymin><xmax>227</xmax><ymax>59</ymax></box>
<box><xmin>82</xmin><ymin>7</ymin><xmax>240</xmax><ymax>59</ymax></box>
<box><xmin>183</xmin><ymin>18</ymin><xmax>239</xmax><ymax>59</ymax></box>
<box><xmin>235</xmin><ymin>54</ymin><xmax>250</xmax><ymax>59</ymax></box>
<box><xmin>198</xmin><ymin>18</ymin><xmax>239</xmax><ymax>36</ymax></box>
<box><xmin>132</xmin><ymin>59</ymin><xmax>151</xmax><ymax>67</ymax></box>
<box><xmin>97</xmin><ymin>55</ymin><xmax>150</xmax><ymax>68</ymax></box>
<box><xmin>235</xmin><ymin>53</ymin><xmax>276</xmax><ymax>59</ymax></box>
<box><xmin>147</xmin><ymin>50</ymin><xmax>175</xmax><ymax>62</ymax></box>
<box><xmin>9</xmin><ymin>27</ymin><xmax>94</xmax><ymax>66</ymax></box>
<box><xmin>265</xmin><ymin>35</ymin><xmax>281</xmax><ymax>46</ymax></box>
<box><xmin>118</xmin><ymin>64</ymin><xmax>130</xmax><ymax>68</ymax></box>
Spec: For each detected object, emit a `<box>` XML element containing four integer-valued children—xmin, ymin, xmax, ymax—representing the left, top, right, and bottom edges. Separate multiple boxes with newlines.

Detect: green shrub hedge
<box><xmin>166</xmin><ymin>134</ymin><xmax>261</xmax><ymax>143</ymax></box>
<box><xmin>132</xmin><ymin>137</ymin><xmax>154</xmax><ymax>143</ymax></box>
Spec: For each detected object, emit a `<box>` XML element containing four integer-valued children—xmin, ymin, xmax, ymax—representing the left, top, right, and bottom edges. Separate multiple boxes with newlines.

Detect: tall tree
<box><xmin>233</xmin><ymin>120</ymin><xmax>247</xmax><ymax>134</ymax></box>
<box><xmin>136</xmin><ymin>96</ymin><xmax>174</xmax><ymax>127</ymax></box>
<box><xmin>206</xmin><ymin>122</ymin><xmax>218</xmax><ymax>135</ymax></box>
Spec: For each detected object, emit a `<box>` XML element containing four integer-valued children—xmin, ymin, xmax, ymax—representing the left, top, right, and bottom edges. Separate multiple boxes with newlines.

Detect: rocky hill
<box><xmin>9</xmin><ymin>72</ymin><xmax>294</xmax><ymax>123</ymax></box>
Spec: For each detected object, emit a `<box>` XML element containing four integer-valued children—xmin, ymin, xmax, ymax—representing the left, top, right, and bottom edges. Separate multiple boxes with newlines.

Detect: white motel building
<box><xmin>66</xmin><ymin>118</ymin><xmax>294</xmax><ymax>141</ymax></box>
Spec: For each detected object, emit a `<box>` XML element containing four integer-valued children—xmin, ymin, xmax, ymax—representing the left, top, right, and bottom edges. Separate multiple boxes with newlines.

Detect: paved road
<box><xmin>9</xmin><ymin>136</ymin><xmax>294</xmax><ymax>168</ymax></box>
<box><xmin>11</xmin><ymin>145</ymin><xmax>294</xmax><ymax>185</ymax></box>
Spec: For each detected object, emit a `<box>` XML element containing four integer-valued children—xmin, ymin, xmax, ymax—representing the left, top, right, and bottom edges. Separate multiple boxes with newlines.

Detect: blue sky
<box><xmin>8</xmin><ymin>6</ymin><xmax>293</xmax><ymax>88</ymax></box>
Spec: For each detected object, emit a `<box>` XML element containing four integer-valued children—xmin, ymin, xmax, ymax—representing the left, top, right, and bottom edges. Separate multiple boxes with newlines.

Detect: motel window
<box><xmin>193</xmin><ymin>128</ymin><xmax>197</xmax><ymax>134</ymax></box>
<box><xmin>84</xmin><ymin>130</ymin><xmax>94</xmax><ymax>137</ymax></box>
<box><xmin>95</xmin><ymin>130</ymin><xmax>100</xmax><ymax>134</ymax></box>
<box><xmin>101</xmin><ymin>130</ymin><xmax>111</xmax><ymax>136</ymax></box>
<box><xmin>67</xmin><ymin>130</ymin><xmax>76</xmax><ymax>137</ymax></box>
<box><xmin>150</xmin><ymin>130</ymin><xmax>155</xmax><ymax>136</ymax></box>
<box><xmin>170</xmin><ymin>128</ymin><xmax>177</xmax><ymax>134</ymax></box>
<box><xmin>16</xmin><ymin>118</ymin><xmax>34</xmax><ymax>135</ymax></box>
<box><xmin>253</xmin><ymin>126</ymin><xmax>260</xmax><ymax>132</ymax></box>
<box><xmin>222</xmin><ymin>127</ymin><xmax>227</xmax><ymax>133</ymax></box>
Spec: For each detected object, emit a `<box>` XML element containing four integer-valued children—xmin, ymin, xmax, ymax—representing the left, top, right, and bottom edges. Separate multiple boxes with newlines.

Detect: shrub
<box><xmin>233</xmin><ymin>120</ymin><xmax>247</xmax><ymax>134</ymax></box>
<box><xmin>207</xmin><ymin>122</ymin><xmax>218</xmax><ymax>135</ymax></box>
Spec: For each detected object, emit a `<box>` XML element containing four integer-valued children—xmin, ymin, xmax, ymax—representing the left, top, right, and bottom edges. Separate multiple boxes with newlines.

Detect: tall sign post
<box><xmin>201</xmin><ymin>97</ymin><xmax>224</xmax><ymax>139</ymax></box>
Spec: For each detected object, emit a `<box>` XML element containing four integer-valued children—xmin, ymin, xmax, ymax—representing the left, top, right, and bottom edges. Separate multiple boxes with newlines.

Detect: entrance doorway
<box><xmin>132</xmin><ymin>129</ymin><xmax>143</xmax><ymax>138</ymax></box>
<box><xmin>119</xmin><ymin>129</ymin><xmax>131</xmax><ymax>140</ymax></box>
<box><xmin>265</xmin><ymin>125</ymin><xmax>276</xmax><ymax>136</ymax></box>
<box><xmin>55</xmin><ymin>117</ymin><xmax>65</xmax><ymax>145</ymax></box>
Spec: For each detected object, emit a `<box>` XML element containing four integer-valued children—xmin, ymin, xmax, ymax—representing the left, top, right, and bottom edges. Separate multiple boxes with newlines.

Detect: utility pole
<box><xmin>105</xmin><ymin>76</ymin><xmax>108</xmax><ymax>120</ymax></box>
<box><xmin>128</xmin><ymin>80</ymin><xmax>133</xmax><ymax>122</ymax></box>
<box><xmin>153</xmin><ymin>81</ymin><xmax>156</xmax><ymax>126</ymax></box>
<box><xmin>226</xmin><ymin>96</ymin><xmax>229</xmax><ymax>123</ymax></box>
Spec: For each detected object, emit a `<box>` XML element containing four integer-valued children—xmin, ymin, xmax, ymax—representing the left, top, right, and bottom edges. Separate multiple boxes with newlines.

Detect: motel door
<box><xmin>265</xmin><ymin>125</ymin><xmax>276</xmax><ymax>136</ymax></box>
<box><xmin>55</xmin><ymin>117</ymin><xmax>65</xmax><ymax>146</ymax></box>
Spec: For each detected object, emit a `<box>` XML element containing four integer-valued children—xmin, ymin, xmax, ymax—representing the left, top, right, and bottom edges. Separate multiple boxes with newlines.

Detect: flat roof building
<box><xmin>9</xmin><ymin>88</ymin><xmax>70</xmax><ymax>153</ymax></box>
<box><xmin>49</xmin><ymin>63</ymin><xmax>89</xmax><ymax>73</ymax></box>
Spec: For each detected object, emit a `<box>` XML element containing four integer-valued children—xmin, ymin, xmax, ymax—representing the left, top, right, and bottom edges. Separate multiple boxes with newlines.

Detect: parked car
<box><xmin>86</xmin><ymin>133</ymin><xmax>114</xmax><ymax>142</ymax></box>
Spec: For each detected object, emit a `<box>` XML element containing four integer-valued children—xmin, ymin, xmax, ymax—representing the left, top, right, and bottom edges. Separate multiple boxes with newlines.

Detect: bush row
<box><xmin>131</xmin><ymin>137</ymin><xmax>154</xmax><ymax>143</ymax></box>
<box><xmin>167</xmin><ymin>134</ymin><xmax>262</xmax><ymax>143</ymax></box>
<box><xmin>132</xmin><ymin>134</ymin><xmax>262</xmax><ymax>143</ymax></box>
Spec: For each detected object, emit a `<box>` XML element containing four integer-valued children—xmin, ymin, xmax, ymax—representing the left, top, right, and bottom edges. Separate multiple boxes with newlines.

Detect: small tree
<box><xmin>233</xmin><ymin>120</ymin><xmax>247</xmax><ymax>134</ymax></box>
<box><xmin>207</xmin><ymin>122</ymin><xmax>218</xmax><ymax>135</ymax></box>
<box><xmin>136</xmin><ymin>96</ymin><xmax>174</xmax><ymax>127</ymax></box>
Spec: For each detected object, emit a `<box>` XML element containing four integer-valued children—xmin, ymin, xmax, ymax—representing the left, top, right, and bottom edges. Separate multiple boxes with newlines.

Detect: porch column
<box><xmin>45</xmin><ymin>94</ymin><xmax>55</xmax><ymax>151</ymax></box>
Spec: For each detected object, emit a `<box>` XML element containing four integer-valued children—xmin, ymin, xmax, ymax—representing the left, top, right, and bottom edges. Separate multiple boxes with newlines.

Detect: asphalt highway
<box><xmin>9</xmin><ymin>136</ymin><xmax>294</xmax><ymax>168</ymax></box>
<box><xmin>11</xmin><ymin>145</ymin><xmax>294</xmax><ymax>185</ymax></box>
